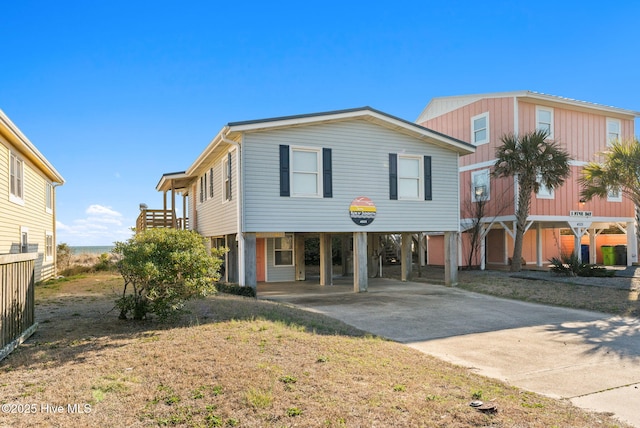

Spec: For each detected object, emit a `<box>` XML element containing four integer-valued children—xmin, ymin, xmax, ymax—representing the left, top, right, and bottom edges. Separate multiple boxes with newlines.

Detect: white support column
<box><xmin>353</xmin><ymin>232</ymin><xmax>368</xmax><ymax>292</ymax></box>
<box><xmin>627</xmin><ymin>221</ymin><xmax>638</xmax><ymax>265</ymax></box>
<box><xmin>536</xmin><ymin>223</ymin><xmax>543</xmax><ymax>267</ymax></box>
<box><xmin>444</xmin><ymin>231</ymin><xmax>458</xmax><ymax>286</ymax></box>
<box><xmin>320</xmin><ymin>233</ymin><xmax>333</xmax><ymax>286</ymax></box>
<box><xmin>574</xmin><ymin>233</ymin><xmax>582</xmax><ymax>262</ymax></box>
<box><xmin>480</xmin><ymin>224</ymin><xmax>486</xmax><ymax>271</ymax></box>
<box><xmin>589</xmin><ymin>231</ymin><xmax>597</xmax><ymax>264</ymax></box>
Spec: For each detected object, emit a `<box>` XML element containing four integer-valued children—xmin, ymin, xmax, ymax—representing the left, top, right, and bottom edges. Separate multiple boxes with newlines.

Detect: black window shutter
<box><xmin>279</xmin><ymin>145</ymin><xmax>290</xmax><ymax>197</ymax></box>
<box><xmin>424</xmin><ymin>155</ymin><xmax>432</xmax><ymax>201</ymax></box>
<box><xmin>389</xmin><ymin>153</ymin><xmax>398</xmax><ymax>200</ymax></box>
<box><xmin>209</xmin><ymin>167</ymin><xmax>214</xmax><ymax>198</ymax></box>
<box><xmin>323</xmin><ymin>148</ymin><xmax>332</xmax><ymax>198</ymax></box>
<box><xmin>228</xmin><ymin>152</ymin><xmax>232</xmax><ymax>201</ymax></box>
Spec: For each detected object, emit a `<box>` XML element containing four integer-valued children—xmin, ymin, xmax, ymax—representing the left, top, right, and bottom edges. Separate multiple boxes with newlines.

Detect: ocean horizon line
<box><xmin>69</xmin><ymin>245</ymin><xmax>116</xmax><ymax>255</ymax></box>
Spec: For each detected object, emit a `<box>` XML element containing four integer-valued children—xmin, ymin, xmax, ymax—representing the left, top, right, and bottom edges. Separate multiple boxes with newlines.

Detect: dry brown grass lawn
<box><xmin>0</xmin><ymin>272</ymin><xmax>633</xmax><ymax>427</ymax></box>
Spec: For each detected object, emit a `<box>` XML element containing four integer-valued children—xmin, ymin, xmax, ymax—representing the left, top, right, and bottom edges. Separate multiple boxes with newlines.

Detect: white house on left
<box><xmin>0</xmin><ymin>109</ymin><xmax>65</xmax><ymax>282</ymax></box>
<box><xmin>142</xmin><ymin>107</ymin><xmax>474</xmax><ymax>291</ymax></box>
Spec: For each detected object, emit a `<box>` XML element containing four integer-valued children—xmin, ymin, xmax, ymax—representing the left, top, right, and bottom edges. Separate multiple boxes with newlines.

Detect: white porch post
<box><xmin>536</xmin><ymin>223</ymin><xmax>543</xmax><ymax>267</ymax></box>
<box><xmin>627</xmin><ymin>221</ymin><xmax>638</xmax><ymax>265</ymax></box>
<box><xmin>574</xmin><ymin>234</ymin><xmax>582</xmax><ymax>262</ymax></box>
<box><xmin>353</xmin><ymin>232</ymin><xmax>368</xmax><ymax>292</ymax></box>
<box><xmin>589</xmin><ymin>231</ymin><xmax>597</xmax><ymax>264</ymax></box>
<box><xmin>480</xmin><ymin>224</ymin><xmax>486</xmax><ymax>271</ymax></box>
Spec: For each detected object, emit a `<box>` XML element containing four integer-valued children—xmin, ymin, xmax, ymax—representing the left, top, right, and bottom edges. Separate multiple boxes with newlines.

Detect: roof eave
<box><xmin>0</xmin><ymin>110</ymin><xmax>65</xmax><ymax>184</ymax></box>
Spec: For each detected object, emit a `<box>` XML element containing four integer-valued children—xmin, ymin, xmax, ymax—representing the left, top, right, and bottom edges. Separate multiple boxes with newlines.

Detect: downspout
<box><xmin>220</xmin><ymin>133</ymin><xmax>244</xmax><ymax>286</ymax></box>
<box><xmin>52</xmin><ymin>182</ymin><xmax>62</xmax><ymax>277</ymax></box>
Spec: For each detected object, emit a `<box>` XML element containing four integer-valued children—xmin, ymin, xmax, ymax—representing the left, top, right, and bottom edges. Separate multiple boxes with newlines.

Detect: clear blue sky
<box><xmin>2</xmin><ymin>1</ymin><xmax>639</xmax><ymax>245</ymax></box>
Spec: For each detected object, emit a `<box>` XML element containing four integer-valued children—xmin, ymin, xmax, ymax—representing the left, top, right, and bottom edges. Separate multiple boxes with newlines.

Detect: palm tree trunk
<box><xmin>511</xmin><ymin>187</ymin><xmax>532</xmax><ymax>272</ymax></box>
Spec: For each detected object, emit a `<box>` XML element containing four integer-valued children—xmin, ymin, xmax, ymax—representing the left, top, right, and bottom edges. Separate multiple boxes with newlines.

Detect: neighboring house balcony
<box><xmin>135</xmin><ymin>208</ymin><xmax>189</xmax><ymax>233</ymax></box>
<box><xmin>136</xmin><ymin>171</ymin><xmax>190</xmax><ymax>234</ymax></box>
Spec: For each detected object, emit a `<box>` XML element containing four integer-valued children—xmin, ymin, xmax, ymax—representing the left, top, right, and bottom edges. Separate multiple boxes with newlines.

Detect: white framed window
<box><xmin>607</xmin><ymin>187</ymin><xmax>622</xmax><ymax>202</ymax></box>
<box><xmin>45</xmin><ymin>232</ymin><xmax>54</xmax><ymax>260</ymax></box>
<box><xmin>222</xmin><ymin>153</ymin><xmax>232</xmax><ymax>202</ymax></box>
<box><xmin>536</xmin><ymin>173</ymin><xmax>554</xmax><ymax>199</ymax></box>
<box><xmin>291</xmin><ymin>147</ymin><xmax>321</xmax><ymax>197</ymax></box>
<box><xmin>606</xmin><ymin>118</ymin><xmax>621</xmax><ymax>147</ymax></box>
<box><xmin>20</xmin><ymin>226</ymin><xmax>29</xmax><ymax>253</ymax></box>
<box><xmin>274</xmin><ymin>234</ymin><xmax>294</xmax><ymax>266</ymax></box>
<box><xmin>471</xmin><ymin>169</ymin><xmax>490</xmax><ymax>202</ymax></box>
<box><xmin>9</xmin><ymin>152</ymin><xmax>24</xmax><ymax>205</ymax></box>
<box><xmin>45</xmin><ymin>182</ymin><xmax>53</xmax><ymax>213</ymax></box>
<box><xmin>398</xmin><ymin>154</ymin><xmax>423</xmax><ymax>200</ymax></box>
<box><xmin>471</xmin><ymin>112</ymin><xmax>489</xmax><ymax>146</ymax></box>
<box><xmin>536</xmin><ymin>106</ymin><xmax>554</xmax><ymax>139</ymax></box>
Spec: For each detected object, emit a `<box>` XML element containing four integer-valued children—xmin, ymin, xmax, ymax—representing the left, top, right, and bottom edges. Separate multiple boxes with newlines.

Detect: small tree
<box><xmin>114</xmin><ymin>228</ymin><xmax>225</xmax><ymax>321</ymax></box>
<box><xmin>493</xmin><ymin>129</ymin><xmax>571</xmax><ymax>271</ymax></box>
<box><xmin>56</xmin><ymin>243</ymin><xmax>72</xmax><ymax>271</ymax></box>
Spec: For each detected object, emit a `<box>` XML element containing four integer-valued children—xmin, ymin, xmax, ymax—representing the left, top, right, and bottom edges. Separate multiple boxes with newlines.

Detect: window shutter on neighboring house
<box><xmin>323</xmin><ymin>148</ymin><xmax>332</xmax><ymax>198</ymax></box>
<box><xmin>389</xmin><ymin>153</ymin><xmax>398</xmax><ymax>200</ymax></box>
<box><xmin>424</xmin><ymin>156</ymin><xmax>432</xmax><ymax>201</ymax></box>
<box><xmin>280</xmin><ymin>145</ymin><xmax>290</xmax><ymax>197</ymax></box>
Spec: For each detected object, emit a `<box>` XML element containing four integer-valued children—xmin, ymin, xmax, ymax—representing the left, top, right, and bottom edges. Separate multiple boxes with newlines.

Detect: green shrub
<box><xmin>215</xmin><ymin>282</ymin><xmax>256</xmax><ymax>297</ymax></box>
<box><xmin>114</xmin><ymin>229</ymin><xmax>226</xmax><ymax>321</ymax></box>
<box><xmin>549</xmin><ymin>254</ymin><xmax>614</xmax><ymax>278</ymax></box>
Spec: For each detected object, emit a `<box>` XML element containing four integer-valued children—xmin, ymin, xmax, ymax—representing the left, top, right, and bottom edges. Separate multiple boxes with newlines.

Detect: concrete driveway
<box><xmin>258</xmin><ymin>278</ymin><xmax>640</xmax><ymax>427</ymax></box>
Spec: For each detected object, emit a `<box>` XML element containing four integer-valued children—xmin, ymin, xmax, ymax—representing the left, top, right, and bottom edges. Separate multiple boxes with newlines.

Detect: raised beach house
<box><xmin>142</xmin><ymin>107</ymin><xmax>475</xmax><ymax>290</ymax></box>
<box><xmin>417</xmin><ymin>91</ymin><xmax>639</xmax><ymax>268</ymax></box>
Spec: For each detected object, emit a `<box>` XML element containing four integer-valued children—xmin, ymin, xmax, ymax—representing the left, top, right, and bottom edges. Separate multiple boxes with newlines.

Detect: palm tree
<box><xmin>580</xmin><ymin>139</ymin><xmax>640</xmax><ymax>253</ymax></box>
<box><xmin>579</xmin><ymin>139</ymin><xmax>640</xmax><ymax>208</ymax></box>
<box><xmin>493</xmin><ymin>129</ymin><xmax>571</xmax><ymax>271</ymax></box>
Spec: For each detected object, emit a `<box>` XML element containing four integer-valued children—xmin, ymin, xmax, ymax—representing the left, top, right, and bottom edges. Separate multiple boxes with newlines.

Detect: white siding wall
<box><xmin>195</xmin><ymin>148</ymin><xmax>238</xmax><ymax>237</ymax></box>
<box><xmin>0</xmin><ymin>139</ymin><xmax>56</xmax><ymax>281</ymax></box>
<box><xmin>243</xmin><ymin>119</ymin><xmax>460</xmax><ymax>233</ymax></box>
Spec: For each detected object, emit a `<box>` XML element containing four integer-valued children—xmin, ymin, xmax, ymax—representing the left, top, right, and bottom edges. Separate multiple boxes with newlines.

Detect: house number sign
<box><xmin>349</xmin><ymin>196</ymin><xmax>376</xmax><ymax>226</ymax></box>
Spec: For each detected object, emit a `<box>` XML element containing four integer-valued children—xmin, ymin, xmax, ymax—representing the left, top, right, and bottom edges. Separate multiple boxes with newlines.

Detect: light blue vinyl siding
<box><xmin>242</xmin><ymin>119</ymin><xmax>460</xmax><ymax>233</ymax></box>
<box><xmin>195</xmin><ymin>148</ymin><xmax>238</xmax><ymax>237</ymax></box>
<box><xmin>266</xmin><ymin>238</ymin><xmax>295</xmax><ymax>281</ymax></box>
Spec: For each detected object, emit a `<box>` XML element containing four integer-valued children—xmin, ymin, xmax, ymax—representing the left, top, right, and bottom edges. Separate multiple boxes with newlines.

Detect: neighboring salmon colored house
<box><xmin>417</xmin><ymin>91</ymin><xmax>640</xmax><ymax>268</ymax></box>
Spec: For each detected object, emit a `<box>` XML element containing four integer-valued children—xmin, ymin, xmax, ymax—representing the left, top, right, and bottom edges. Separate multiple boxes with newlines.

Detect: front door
<box><xmin>256</xmin><ymin>238</ymin><xmax>266</xmax><ymax>282</ymax></box>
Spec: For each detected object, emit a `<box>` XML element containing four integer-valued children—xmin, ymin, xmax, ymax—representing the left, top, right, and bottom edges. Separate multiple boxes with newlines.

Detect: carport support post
<box><xmin>320</xmin><ymin>233</ymin><xmax>333</xmax><ymax>285</ymax></box>
<box><xmin>295</xmin><ymin>234</ymin><xmax>305</xmax><ymax>281</ymax></box>
<box><xmin>401</xmin><ymin>232</ymin><xmax>413</xmax><ymax>281</ymax></box>
<box><xmin>244</xmin><ymin>232</ymin><xmax>257</xmax><ymax>289</ymax></box>
<box><xmin>444</xmin><ymin>231</ymin><xmax>458</xmax><ymax>286</ymax></box>
<box><xmin>341</xmin><ymin>236</ymin><xmax>352</xmax><ymax>276</ymax></box>
<box><xmin>353</xmin><ymin>232</ymin><xmax>368</xmax><ymax>292</ymax></box>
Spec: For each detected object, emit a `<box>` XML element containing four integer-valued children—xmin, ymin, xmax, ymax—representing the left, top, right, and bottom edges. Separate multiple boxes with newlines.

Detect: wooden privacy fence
<box><xmin>0</xmin><ymin>253</ymin><xmax>37</xmax><ymax>361</ymax></box>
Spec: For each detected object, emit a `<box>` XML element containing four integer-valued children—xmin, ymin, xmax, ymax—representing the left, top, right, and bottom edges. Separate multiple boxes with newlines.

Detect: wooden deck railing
<box><xmin>136</xmin><ymin>209</ymin><xmax>188</xmax><ymax>233</ymax></box>
<box><xmin>0</xmin><ymin>253</ymin><xmax>37</xmax><ymax>361</ymax></box>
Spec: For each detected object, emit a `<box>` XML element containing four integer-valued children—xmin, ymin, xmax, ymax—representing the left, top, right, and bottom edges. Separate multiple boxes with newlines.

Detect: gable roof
<box><xmin>416</xmin><ymin>90</ymin><xmax>640</xmax><ymax>124</ymax></box>
<box><xmin>185</xmin><ymin>107</ymin><xmax>475</xmax><ymax>177</ymax></box>
<box><xmin>0</xmin><ymin>109</ymin><xmax>64</xmax><ymax>184</ymax></box>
